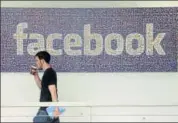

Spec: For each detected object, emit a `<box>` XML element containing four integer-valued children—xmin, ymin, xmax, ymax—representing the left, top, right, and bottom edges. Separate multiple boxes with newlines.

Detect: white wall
<box><xmin>1</xmin><ymin>1</ymin><xmax>178</xmax><ymax>122</ymax></box>
<box><xmin>1</xmin><ymin>73</ymin><xmax>178</xmax><ymax>105</ymax></box>
<box><xmin>1</xmin><ymin>73</ymin><xmax>178</xmax><ymax>122</ymax></box>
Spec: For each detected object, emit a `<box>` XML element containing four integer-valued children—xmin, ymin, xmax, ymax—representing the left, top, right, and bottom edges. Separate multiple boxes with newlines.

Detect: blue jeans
<box><xmin>33</xmin><ymin>109</ymin><xmax>60</xmax><ymax>123</ymax></box>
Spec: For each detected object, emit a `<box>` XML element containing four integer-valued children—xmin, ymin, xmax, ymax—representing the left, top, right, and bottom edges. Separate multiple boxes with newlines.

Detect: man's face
<box><xmin>35</xmin><ymin>56</ymin><xmax>43</xmax><ymax>70</ymax></box>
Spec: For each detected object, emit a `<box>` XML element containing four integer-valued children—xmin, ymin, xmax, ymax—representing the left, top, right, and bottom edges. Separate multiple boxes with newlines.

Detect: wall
<box><xmin>1</xmin><ymin>1</ymin><xmax>178</xmax><ymax>122</ymax></box>
<box><xmin>1</xmin><ymin>73</ymin><xmax>178</xmax><ymax>122</ymax></box>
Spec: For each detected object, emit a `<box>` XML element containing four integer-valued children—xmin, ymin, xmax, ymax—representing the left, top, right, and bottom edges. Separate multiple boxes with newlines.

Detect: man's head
<box><xmin>35</xmin><ymin>51</ymin><xmax>51</xmax><ymax>70</ymax></box>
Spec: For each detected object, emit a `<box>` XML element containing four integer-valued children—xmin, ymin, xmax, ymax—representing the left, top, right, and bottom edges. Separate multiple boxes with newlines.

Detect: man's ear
<box><xmin>39</xmin><ymin>59</ymin><xmax>44</xmax><ymax>66</ymax></box>
<box><xmin>41</xmin><ymin>59</ymin><xmax>45</xmax><ymax>64</ymax></box>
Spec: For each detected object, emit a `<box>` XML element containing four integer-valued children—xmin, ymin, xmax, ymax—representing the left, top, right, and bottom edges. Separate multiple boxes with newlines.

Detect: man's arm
<box><xmin>34</xmin><ymin>74</ymin><xmax>42</xmax><ymax>89</ymax></box>
<box><xmin>48</xmin><ymin>85</ymin><xmax>59</xmax><ymax>110</ymax></box>
<box><xmin>49</xmin><ymin>85</ymin><xmax>58</xmax><ymax>102</ymax></box>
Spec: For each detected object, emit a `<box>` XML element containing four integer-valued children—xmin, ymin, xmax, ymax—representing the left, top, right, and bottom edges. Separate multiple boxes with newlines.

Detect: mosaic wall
<box><xmin>1</xmin><ymin>8</ymin><xmax>178</xmax><ymax>72</ymax></box>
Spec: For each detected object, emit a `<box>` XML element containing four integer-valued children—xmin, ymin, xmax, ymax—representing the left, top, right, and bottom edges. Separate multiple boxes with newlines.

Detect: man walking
<box><xmin>31</xmin><ymin>51</ymin><xmax>60</xmax><ymax>123</ymax></box>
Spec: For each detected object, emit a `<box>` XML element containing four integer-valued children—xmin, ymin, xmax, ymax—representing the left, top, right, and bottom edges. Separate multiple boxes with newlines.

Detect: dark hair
<box><xmin>35</xmin><ymin>51</ymin><xmax>51</xmax><ymax>63</ymax></box>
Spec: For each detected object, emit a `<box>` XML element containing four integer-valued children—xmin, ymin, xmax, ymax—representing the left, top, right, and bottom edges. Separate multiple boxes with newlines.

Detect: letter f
<box><xmin>13</xmin><ymin>22</ymin><xmax>28</xmax><ymax>55</ymax></box>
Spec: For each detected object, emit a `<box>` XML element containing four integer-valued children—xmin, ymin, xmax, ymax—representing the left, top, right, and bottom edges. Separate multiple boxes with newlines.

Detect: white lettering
<box><xmin>64</xmin><ymin>33</ymin><xmax>82</xmax><ymax>55</ymax></box>
<box><xmin>14</xmin><ymin>23</ymin><xmax>166</xmax><ymax>56</ymax></box>
<box><xmin>13</xmin><ymin>22</ymin><xmax>28</xmax><ymax>55</ymax></box>
<box><xmin>46</xmin><ymin>33</ymin><xmax>63</xmax><ymax>56</ymax></box>
<box><xmin>84</xmin><ymin>24</ymin><xmax>103</xmax><ymax>56</ymax></box>
<box><xmin>146</xmin><ymin>23</ymin><xmax>166</xmax><ymax>55</ymax></box>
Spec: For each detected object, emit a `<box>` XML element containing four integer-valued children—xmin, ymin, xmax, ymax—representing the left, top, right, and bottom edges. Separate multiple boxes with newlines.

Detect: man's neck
<box><xmin>43</xmin><ymin>64</ymin><xmax>51</xmax><ymax>71</ymax></box>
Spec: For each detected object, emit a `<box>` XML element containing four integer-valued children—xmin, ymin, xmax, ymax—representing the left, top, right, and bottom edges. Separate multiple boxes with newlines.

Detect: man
<box><xmin>31</xmin><ymin>51</ymin><xmax>60</xmax><ymax>123</ymax></box>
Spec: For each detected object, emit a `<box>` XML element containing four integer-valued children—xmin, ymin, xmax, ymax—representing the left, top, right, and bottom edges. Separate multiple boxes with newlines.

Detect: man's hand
<box><xmin>53</xmin><ymin>107</ymin><xmax>61</xmax><ymax>118</ymax></box>
<box><xmin>30</xmin><ymin>66</ymin><xmax>38</xmax><ymax>75</ymax></box>
<box><xmin>30</xmin><ymin>66</ymin><xmax>41</xmax><ymax>89</ymax></box>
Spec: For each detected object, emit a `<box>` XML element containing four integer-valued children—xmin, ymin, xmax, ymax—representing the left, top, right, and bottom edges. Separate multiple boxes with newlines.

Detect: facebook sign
<box><xmin>1</xmin><ymin>8</ymin><xmax>178</xmax><ymax>72</ymax></box>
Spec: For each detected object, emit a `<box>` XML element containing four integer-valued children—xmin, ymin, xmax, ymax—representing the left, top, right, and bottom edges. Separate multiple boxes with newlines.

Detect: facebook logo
<box><xmin>1</xmin><ymin>8</ymin><xmax>178</xmax><ymax>72</ymax></box>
